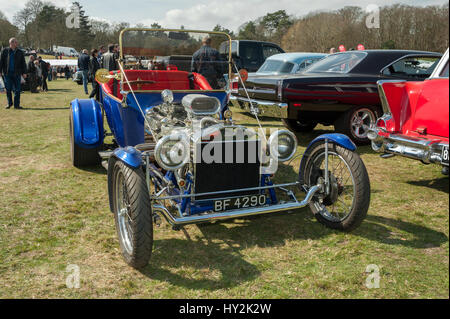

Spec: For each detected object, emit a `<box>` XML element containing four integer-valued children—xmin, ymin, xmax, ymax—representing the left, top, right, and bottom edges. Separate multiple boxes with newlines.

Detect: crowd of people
<box><xmin>77</xmin><ymin>43</ymin><xmax>120</xmax><ymax>99</ymax></box>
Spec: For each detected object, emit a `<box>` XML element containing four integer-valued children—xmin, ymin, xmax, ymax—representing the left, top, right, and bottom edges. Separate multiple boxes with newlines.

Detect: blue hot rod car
<box><xmin>70</xmin><ymin>29</ymin><xmax>371</xmax><ymax>269</ymax></box>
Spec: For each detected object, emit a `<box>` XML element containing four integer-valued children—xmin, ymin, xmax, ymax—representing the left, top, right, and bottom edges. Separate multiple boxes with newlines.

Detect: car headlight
<box><xmin>268</xmin><ymin>130</ymin><xmax>297</xmax><ymax>162</ymax></box>
<box><xmin>155</xmin><ymin>134</ymin><xmax>190</xmax><ymax>171</ymax></box>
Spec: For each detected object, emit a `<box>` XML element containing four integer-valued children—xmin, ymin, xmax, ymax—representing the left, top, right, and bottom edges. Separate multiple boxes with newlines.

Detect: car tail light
<box><xmin>230</xmin><ymin>75</ymin><xmax>239</xmax><ymax>94</ymax></box>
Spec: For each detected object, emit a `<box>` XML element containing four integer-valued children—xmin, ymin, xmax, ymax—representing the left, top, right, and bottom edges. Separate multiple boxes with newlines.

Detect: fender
<box><xmin>111</xmin><ymin>146</ymin><xmax>143</xmax><ymax>168</ymax></box>
<box><xmin>299</xmin><ymin>133</ymin><xmax>356</xmax><ymax>184</ymax></box>
<box><xmin>71</xmin><ymin>98</ymin><xmax>104</xmax><ymax>148</ymax></box>
<box><xmin>305</xmin><ymin>133</ymin><xmax>356</xmax><ymax>152</ymax></box>
<box><xmin>107</xmin><ymin>147</ymin><xmax>143</xmax><ymax>213</ymax></box>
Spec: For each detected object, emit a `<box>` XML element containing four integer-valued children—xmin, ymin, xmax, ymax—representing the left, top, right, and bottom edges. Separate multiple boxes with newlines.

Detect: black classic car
<box><xmin>230</xmin><ymin>50</ymin><xmax>442</xmax><ymax>144</ymax></box>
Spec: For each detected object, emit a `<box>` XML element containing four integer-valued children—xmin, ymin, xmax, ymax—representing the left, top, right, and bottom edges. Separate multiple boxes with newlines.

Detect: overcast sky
<box><xmin>0</xmin><ymin>0</ymin><xmax>448</xmax><ymax>32</ymax></box>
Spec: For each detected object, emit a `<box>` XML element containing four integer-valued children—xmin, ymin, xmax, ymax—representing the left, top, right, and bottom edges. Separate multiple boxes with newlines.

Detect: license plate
<box><xmin>214</xmin><ymin>195</ymin><xmax>267</xmax><ymax>212</ymax></box>
<box><xmin>442</xmin><ymin>145</ymin><xmax>449</xmax><ymax>165</ymax></box>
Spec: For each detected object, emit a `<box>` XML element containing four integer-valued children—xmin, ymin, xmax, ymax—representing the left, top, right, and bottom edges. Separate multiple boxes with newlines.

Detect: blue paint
<box><xmin>306</xmin><ymin>133</ymin><xmax>356</xmax><ymax>152</ymax></box>
<box><xmin>71</xmin><ymin>98</ymin><xmax>104</xmax><ymax>149</ymax></box>
<box><xmin>112</xmin><ymin>146</ymin><xmax>142</xmax><ymax>168</ymax></box>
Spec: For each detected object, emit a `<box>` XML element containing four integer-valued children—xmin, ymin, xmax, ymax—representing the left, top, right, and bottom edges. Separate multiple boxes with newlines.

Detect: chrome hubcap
<box><xmin>351</xmin><ymin>108</ymin><xmax>375</xmax><ymax>139</ymax></box>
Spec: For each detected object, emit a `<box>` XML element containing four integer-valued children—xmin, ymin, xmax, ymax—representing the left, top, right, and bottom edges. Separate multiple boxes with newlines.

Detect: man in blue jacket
<box><xmin>0</xmin><ymin>38</ymin><xmax>27</xmax><ymax>109</ymax></box>
<box><xmin>77</xmin><ymin>49</ymin><xmax>90</xmax><ymax>94</ymax></box>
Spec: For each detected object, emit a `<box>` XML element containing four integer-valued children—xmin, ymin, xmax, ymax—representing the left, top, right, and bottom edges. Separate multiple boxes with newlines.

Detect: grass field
<box><xmin>0</xmin><ymin>79</ymin><xmax>448</xmax><ymax>298</ymax></box>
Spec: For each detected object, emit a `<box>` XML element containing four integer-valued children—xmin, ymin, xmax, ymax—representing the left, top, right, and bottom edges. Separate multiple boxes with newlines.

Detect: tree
<box><xmin>0</xmin><ymin>11</ymin><xmax>19</xmax><ymax>47</ymax></box>
<box><xmin>237</xmin><ymin>21</ymin><xmax>261</xmax><ymax>40</ymax></box>
<box><xmin>213</xmin><ymin>24</ymin><xmax>235</xmax><ymax>38</ymax></box>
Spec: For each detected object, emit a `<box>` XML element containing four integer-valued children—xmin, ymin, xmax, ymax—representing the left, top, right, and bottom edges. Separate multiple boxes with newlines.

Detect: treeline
<box><xmin>1</xmin><ymin>1</ymin><xmax>448</xmax><ymax>54</ymax></box>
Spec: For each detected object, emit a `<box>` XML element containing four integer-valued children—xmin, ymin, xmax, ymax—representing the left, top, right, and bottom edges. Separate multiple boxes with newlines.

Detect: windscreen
<box><xmin>257</xmin><ymin>60</ymin><xmax>295</xmax><ymax>74</ymax></box>
<box><xmin>304</xmin><ymin>52</ymin><xmax>367</xmax><ymax>74</ymax></box>
<box><xmin>120</xmin><ymin>29</ymin><xmax>231</xmax><ymax>90</ymax></box>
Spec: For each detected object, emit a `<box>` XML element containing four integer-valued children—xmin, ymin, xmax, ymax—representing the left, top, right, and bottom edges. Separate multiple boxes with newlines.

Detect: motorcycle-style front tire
<box><xmin>299</xmin><ymin>141</ymin><xmax>371</xmax><ymax>231</ymax></box>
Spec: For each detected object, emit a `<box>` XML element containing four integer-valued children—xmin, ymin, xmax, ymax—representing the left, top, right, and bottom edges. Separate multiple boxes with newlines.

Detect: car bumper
<box><xmin>369</xmin><ymin>127</ymin><xmax>449</xmax><ymax>166</ymax></box>
<box><xmin>229</xmin><ymin>95</ymin><xmax>288</xmax><ymax>118</ymax></box>
<box><xmin>152</xmin><ymin>185</ymin><xmax>320</xmax><ymax>226</ymax></box>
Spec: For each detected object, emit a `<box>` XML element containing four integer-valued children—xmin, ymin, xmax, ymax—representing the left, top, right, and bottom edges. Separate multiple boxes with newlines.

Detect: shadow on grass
<box><xmin>406</xmin><ymin>176</ymin><xmax>449</xmax><ymax>193</ymax></box>
<box><xmin>22</xmin><ymin>107</ymin><xmax>70</xmax><ymax>111</ymax></box>
<box><xmin>140</xmin><ymin>210</ymin><xmax>327</xmax><ymax>290</ymax></box>
<box><xmin>76</xmin><ymin>165</ymin><xmax>106</xmax><ymax>175</ymax></box>
<box><xmin>355</xmin><ymin>215</ymin><xmax>448</xmax><ymax>248</ymax></box>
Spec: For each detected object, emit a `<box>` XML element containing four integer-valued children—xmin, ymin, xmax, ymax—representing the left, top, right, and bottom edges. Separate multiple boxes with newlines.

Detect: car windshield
<box><xmin>257</xmin><ymin>60</ymin><xmax>295</xmax><ymax>73</ymax></box>
<box><xmin>304</xmin><ymin>52</ymin><xmax>367</xmax><ymax>74</ymax></box>
<box><xmin>120</xmin><ymin>29</ymin><xmax>231</xmax><ymax>90</ymax></box>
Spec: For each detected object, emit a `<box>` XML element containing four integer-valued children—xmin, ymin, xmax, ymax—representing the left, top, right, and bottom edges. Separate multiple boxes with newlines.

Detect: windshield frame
<box><xmin>118</xmin><ymin>28</ymin><xmax>233</xmax><ymax>93</ymax></box>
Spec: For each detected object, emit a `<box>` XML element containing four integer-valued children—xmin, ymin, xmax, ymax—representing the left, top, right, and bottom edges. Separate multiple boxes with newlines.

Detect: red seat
<box><xmin>100</xmin><ymin>70</ymin><xmax>213</xmax><ymax>99</ymax></box>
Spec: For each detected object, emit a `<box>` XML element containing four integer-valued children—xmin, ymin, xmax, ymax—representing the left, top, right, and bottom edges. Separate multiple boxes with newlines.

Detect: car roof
<box><xmin>324</xmin><ymin>50</ymin><xmax>443</xmax><ymax>74</ymax></box>
<box><xmin>266</xmin><ymin>52</ymin><xmax>327</xmax><ymax>63</ymax></box>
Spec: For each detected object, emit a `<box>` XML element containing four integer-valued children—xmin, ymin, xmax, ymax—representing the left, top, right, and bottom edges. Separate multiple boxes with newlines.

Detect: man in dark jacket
<box><xmin>0</xmin><ymin>38</ymin><xmax>28</xmax><ymax>109</ymax></box>
<box><xmin>27</xmin><ymin>55</ymin><xmax>38</xmax><ymax>93</ymax></box>
<box><xmin>38</xmin><ymin>56</ymin><xmax>49</xmax><ymax>92</ymax></box>
<box><xmin>191</xmin><ymin>36</ymin><xmax>224</xmax><ymax>89</ymax></box>
<box><xmin>101</xmin><ymin>44</ymin><xmax>118</xmax><ymax>71</ymax></box>
<box><xmin>89</xmin><ymin>49</ymin><xmax>101</xmax><ymax>100</ymax></box>
<box><xmin>77</xmin><ymin>49</ymin><xmax>90</xmax><ymax>94</ymax></box>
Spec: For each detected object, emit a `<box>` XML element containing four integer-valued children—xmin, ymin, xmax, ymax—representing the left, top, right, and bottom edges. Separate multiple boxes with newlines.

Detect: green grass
<box><xmin>0</xmin><ymin>80</ymin><xmax>448</xmax><ymax>298</ymax></box>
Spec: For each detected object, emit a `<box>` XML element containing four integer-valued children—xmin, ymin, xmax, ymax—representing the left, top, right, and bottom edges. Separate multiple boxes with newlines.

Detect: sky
<box><xmin>0</xmin><ymin>0</ymin><xmax>448</xmax><ymax>32</ymax></box>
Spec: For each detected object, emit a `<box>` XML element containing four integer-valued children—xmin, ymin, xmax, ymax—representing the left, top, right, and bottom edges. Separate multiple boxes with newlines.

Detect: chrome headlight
<box><xmin>268</xmin><ymin>130</ymin><xmax>298</xmax><ymax>162</ymax></box>
<box><xmin>155</xmin><ymin>134</ymin><xmax>190</xmax><ymax>171</ymax></box>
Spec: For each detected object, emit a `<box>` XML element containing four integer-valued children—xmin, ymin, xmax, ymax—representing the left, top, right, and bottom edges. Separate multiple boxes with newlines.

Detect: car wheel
<box><xmin>111</xmin><ymin>160</ymin><xmax>153</xmax><ymax>269</ymax></box>
<box><xmin>299</xmin><ymin>141</ymin><xmax>371</xmax><ymax>231</ymax></box>
<box><xmin>69</xmin><ymin>109</ymin><xmax>101</xmax><ymax>167</ymax></box>
<box><xmin>282</xmin><ymin>118</ymin><xmax>317</xmax><ymax>133</ymax></box>
<box><xmin>335</xmin><ymin>106</ymin><xmax>378</xmax><ymax>145</ymax></box>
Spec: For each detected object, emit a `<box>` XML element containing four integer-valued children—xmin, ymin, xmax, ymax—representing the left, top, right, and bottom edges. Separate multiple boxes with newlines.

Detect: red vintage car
<box><xmin>369</xmin><ymin>49</ymin><xmax>449</xmax><ymax>175</ymax></box>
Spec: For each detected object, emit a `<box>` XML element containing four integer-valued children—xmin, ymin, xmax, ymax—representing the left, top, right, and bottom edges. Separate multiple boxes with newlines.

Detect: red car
<box><xmin>369</xmin><ymin>49</ymin><xmax>449</xmax><ymax>175</ymax></box>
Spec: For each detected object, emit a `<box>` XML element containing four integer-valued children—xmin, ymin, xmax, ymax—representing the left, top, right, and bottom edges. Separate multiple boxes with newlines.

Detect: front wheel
<box><xmin>110</xmin><ymin>160</ymin><xmax>153</xmax><ymax>269</ymax></box>
<box><xmin>299</xmin><ymin>142</ymin><xmax>370</xmax><ymax>231</ymax></box>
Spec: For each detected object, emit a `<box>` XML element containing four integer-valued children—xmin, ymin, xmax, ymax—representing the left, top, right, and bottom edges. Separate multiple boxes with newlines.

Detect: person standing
<box><xmin>191</xmin><ymin>36</ymin><xmax>224</xmax><ymax>89</ymax></box>
<box><xmin>0</xmin><ymin>38</ymin><xmax>28</xmax><ymax>109</ymax></box>
<box><xmin>38</xmin><ymin>57</ymin><xmax>49</xmax><ymax>91</ymax></box>
<box><xmin>98</xmin><ymin>45</ymin><xmax>106</xmax><ymax>63</ymax></box>
<box><xmin>77</xmin><ymin>49</ymin><xmax>90</xmax><ymax>94</ymax></box>
<box><xmin>101</xmin><ymin>44</ymin><xmax>118</xmax><ymax>71</ymax></box>
<box><xmin>89</xmin><ymin>49</ymin><xmax>100</xmax><ymax>100</ymax></box>
<box><xmin>27</xmin><ymin>55</ymin><xmax>38</xmax><ymax>93</ymax></box>
<box><xmin>64</xmin><ymin>65</ymin><xmax>71</xmax><ymax>80</ymax></box>
<box><xmin>34</xmin><ymin>59</ymin><xmax>42</xmax><ymax>91</ymax></box>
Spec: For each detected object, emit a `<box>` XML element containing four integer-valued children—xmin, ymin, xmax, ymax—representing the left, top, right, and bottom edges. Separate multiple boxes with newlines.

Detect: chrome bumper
<box><xmin>152</xmin><ymin>185</ymin><xmax>320</xmax><ymax>226</ymax></box>
<box><xmin>229</xmin><ymin>95</ymin><xmax>288</xmax><ymax>118</ymax></box>
<box><xmin>369</xmin><ymin>127</ymin><xmax>449</xmax><ymax>166</ymax></box>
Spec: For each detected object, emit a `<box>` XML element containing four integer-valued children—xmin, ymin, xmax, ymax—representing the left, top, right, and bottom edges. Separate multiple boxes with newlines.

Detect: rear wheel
<box><xmin>69</xmin><ymin>110</ymin><xmax>101</xmax><ymax>167</ymax></box>
<box><xmin>111</xmin><ymin>160</ymin><xmax>153</xmax><ymax>269</ymax></box>
<box><xmin>282</xmin><ymin>118</ymin><xmax>317</xmax><ymax>133</ymax></box>
<box><xmin>300</xmin><ymin>141</ymin><xmax>370</xmax><ymax>231</ymax></box>
<box><xmin>334</xmin><ymin>106</ymin><xmax>378</xmax><ymax>144</ymax></box>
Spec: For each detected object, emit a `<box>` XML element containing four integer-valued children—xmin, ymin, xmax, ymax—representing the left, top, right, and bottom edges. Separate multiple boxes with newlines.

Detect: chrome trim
<box><xmin>152</xmin><ymin>185</ymin><xmax>320</xmax><ymax>226</ymax></box>
<box><xmin>430</xmin><ymin>48</ymin><xmax>449</xmax><ymax>78</ymax></box>
<box><xmin>369</xmin><ymin>127</ymin><xmax>449</xmax><ymax>166</ymax></box>
<box><xmin>229</xmin><ymin>95</ymin><xmax>288</xmax><ymax>118</ymax></box>
<box><xmin>150</xmin><ymin>181</ymin><xmax>301</xmax><ymax>200</ymax></box>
